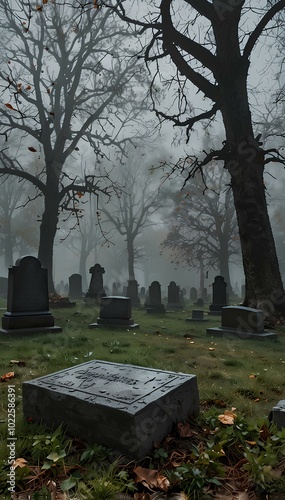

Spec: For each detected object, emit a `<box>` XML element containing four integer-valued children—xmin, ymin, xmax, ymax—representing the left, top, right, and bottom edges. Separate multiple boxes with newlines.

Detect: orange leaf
<box><xmin>218</xmin><ymin>409</ymin><xmax>237</xmax><ymax>425</ymax></box>
<box><xmin>157</xmin><ymin>475</ymin><xmax>170</xmax><ymax>492</ymax></box>
<box><xmin>76</xmin><ymin>191</ymin><xmax>84</xmax><ymax>198</ymax></box>
<box><xmin>249</xmin><ymin>374</ymin><xmax>256</xmax><ymax>378</ymax></box>
<box><xmin>36</xmin><ymin>6</ymin><xmax>42</xmax><ymax>11</ymax></box>
<box><xmin>28</xmin><ymin>146</ymin><xmax>37</xmax><ymax>152</ymax></box>
<box><xmin>1</xmin><ymin>371</ymin><xmax>15</xmax><ymax>382</ymax></box>
<box><xmin>43</xmin><ymin>0</ymin><xmax>48</xmax><ymax>3</ymax></box>
<box><xmin>5</xmin><ymin>103</ymin><xmax>14</xmax><ymax>110</ymax></box>
<box><xmin>26</xmin><ymin>85</ymin><xmax>32</xmax><ymax>90</ymax></box>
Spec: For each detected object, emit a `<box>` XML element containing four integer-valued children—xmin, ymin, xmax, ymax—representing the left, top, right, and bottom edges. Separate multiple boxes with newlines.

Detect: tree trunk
<box><xmin>38</xmin><ymin>180</ymin><xmax>59</xmax><ymax>294</ymax></box>
<box><xmin>218</xmin><ymin>56</ymin><xmax>285</xmax><ymax>317</ymax></box>
<box><xmin>127</xmin><ymin>236</ymin><xmax>136</xmax><ymax>281</ymax></box>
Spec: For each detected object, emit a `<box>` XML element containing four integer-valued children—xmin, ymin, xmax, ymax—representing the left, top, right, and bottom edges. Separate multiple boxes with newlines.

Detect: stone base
<box><xmin>22</xmin><ymin>360</ymin><xmax>199</xmax><ymax>460</ymax></box>
<box><xmin>0</xmin><ymin>326</ymin><xmax>62</xmax><ymax>335</ymax></box>
<box><xmin>146</xmin><ymin>306</ymin><xmax>166</xmax><ymax>314</ymax></box>
<box><xmin>89</xmin><ymin>319</ymin><xmax>139</xmax><ymax>329</ymax></box>
<box><xmin>186</xmin><ymin>318</ymin><xmax>209</xmax><ymax>322</ymax></box>
<box><xmin>269</xmin><ymin>400</ymin><xmax>285</xmax><ymax>429</ymax></box>
<box><xmin>206</xmin><ymin>326</ymin><xmax>277</xmax><ymax>340</ymax></box>
<box><xmin>2</xmin><ymin>311</ymin><xmax>57</xmax><ymax>330</ymax></box>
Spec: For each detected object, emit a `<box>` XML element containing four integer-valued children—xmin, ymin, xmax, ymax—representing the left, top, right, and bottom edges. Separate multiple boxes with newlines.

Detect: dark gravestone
<box><xmin>167</xmin><ymin>281</ymin><xmax>183</xmax><ymax>310</ymax></box>
<box><xmin>146</xmin><ymin>281</ymin><xmax>165</xmax><ymax>314</ymax></box>
<box><xmin>194</xmin><ymin>297</ymin><xmax>204</xmax><ymax>308</ymax></box>
<box><xmin>0</xmin><ymin>256</ymin><xmax>62</xmax><ymax>335</ymax></box>
<box><xmin>190</xmin><ymin>287</ymin><xmax>198</xmax><ymax>302</ymax></box>
<box><xmin>127</xmin><ymin>280</ymin><xmax>141</xmax><ymax>308</ymax></box>
<box><xmin>209</xmin><ymin>276</ymin><xmax>227</xmax><ymax>315</ymax></box>
<box><xmin>139</xmin><ymin>287</ymin><xmax>146</xmax><ymax>300</ymax></box>
<box><xmin>207</xmin><ymin>306</ymin><xmax>277</xmax><ymax>340</ymax></box>
<box><xmin>22</xmin><ymin>360</ymin><xmax>199</xmax><ymax>460</ymax></box>
<box><xmin>0</xmin><ymin>277</ymin><xmax>8</xmax><ymax>298</ymax></box>
<box><xmin>85</xmin><ymin>263</ymin><xmax>106</xmax><ymax>304</ymax></box>
<box><xmin>185</xmin><ymin>309</ymin><xmax>209</xmax><ymax>322</ymax></box>
<box><xmin>69</xmin><ymin>274</ymin><xmax>82</xmax><ymax>299</ymax></box>
<box><xmin>269</xmin><ymin>400</ymin><xmax>285</xmax><ymax>430</ymax></box>
<box><xmin>89</xmin><ymin>296</ymin><xmax>139</xmax><ymax>328</ymax></box>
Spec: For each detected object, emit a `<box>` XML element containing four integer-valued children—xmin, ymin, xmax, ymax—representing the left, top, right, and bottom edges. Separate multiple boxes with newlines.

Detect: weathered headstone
<box><xmin>206</xmin><ymin>306</ymin><xmax>277</xmax><ymax>339</ymax></box>
<box><xmin>190</xmin><ymin>287</ymin><xmax>198</xmax><ymax>302</ymax></box>
<box><xmin>269</xmin><ymin>400</ymin><xmax>285</xmax><ymax>430</ymax></box>
<box><xmin>202</xmin><ymin>287</ymin><xmax>208</xmax><ymax>302</ymax></box>
<box><xmin>194</xmin><ymin>297</ymin><xmax>204</xmax><ymax>308</ymax></box>
<box><xmin>22</xmin><ymin>360</ymin><xmax>199</xmax><ymax>459</ymax></box>
<box><xmin>127</xmin><ymin>280</ymin><xmax>141</xmax><ymax>308</ymax></box>
<box><xmin>64</xmin><ymin>283</ymin><xmax>69</xmax><ymax>296</ymax></box>
<box><xmin>89</xmin><ymin>296</ymin><xmax>139</xmax><ymax>328</ymax></box>
<box><xmin>167</xmin><ymin>281</ymin><xmax>183</xmax><ymax>310</ymax></box>
<box><xmin>146</xmin><ymin>281</ymin><xmax>165</xmax><ymax>314</ymax></box>
<box><xmin>139</xmin><ymin>286</ymin><xmax>146</xmax><ymax>300</ymax></box>
<box><xmin>0</xmin><ymin>256</ymin><xmax>62</xmax><ymax>335</ymax></box>
<box><xmin>0</xmin><ymin>277</ymin><xmax>8</xmax><ymax>298</ymax></box>
<box><xmin>85</xmin><ymin>263</ymin><xmax>106</xmax><ymax>304</ymax></box>
<box><xmin>69</xmin><ymin>274</ymin><xmax>82</xmax><ymax>299</ymax></box>
<box><xmin>209</xmin><ymin>276</ymin><xmax>227</xmax><ymax>315</ymax></box>
<box><xmin>185</xmin><ymin>310</ymin><xmax>209</xmax><ymax>322</ymax></box>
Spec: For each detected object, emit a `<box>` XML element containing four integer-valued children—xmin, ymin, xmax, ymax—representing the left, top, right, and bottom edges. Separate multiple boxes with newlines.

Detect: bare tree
<box><xmin>103</xmin><ymin>0</ymin><xmax>285</xmax><ymax>319</ymax></box>
<box><xmin>162</xmin><ymin>166</ymin><xmax>240</xmax><ymax>295</ymax></box>
<box><xmin>99</xmin><ymin>151</ymin><xmax>167</xmax><ymax>282</ymax></box>
<box><xmin>0</xmin><ymin>0</ymin><xmax>152</xmax><ymax>290</ymax></box>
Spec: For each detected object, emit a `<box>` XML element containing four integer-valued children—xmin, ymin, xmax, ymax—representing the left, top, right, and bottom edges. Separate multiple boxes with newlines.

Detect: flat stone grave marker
<box><xmin>269</xmin><ymin>400</ymin><xmax>285</xmax><ymax>430</ymax></box>
<box><xmin>22</xmin><ymin>360</ymin><xmax>199</xmax><ymax>459</ymax></box>
<box><xmin>185</xmin><ymin>310</ymin><xmax>209</xmax><ymax>322</ymax></box>
<box><xmin>207</xmin><ymin>306</ymin><xmax>277</xmax><ymax>340</ymax></box>
<box><xmin>89</xmin><ymin>296</ymin><xmax>139</xmax><ymax>328</ymax></box>
<box><xmin>0</xmin><ymin>256</ymin><xmax>62</xmax><ymax>335</ymax></box>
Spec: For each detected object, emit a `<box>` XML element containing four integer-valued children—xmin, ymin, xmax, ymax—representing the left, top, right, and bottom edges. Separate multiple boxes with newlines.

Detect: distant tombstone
<box><xmin>112</xmin><ymin>282</ymin><xmax>119</xmax><ymax>296</ymax></box>
<box><xmin>0</xmin><ymin>277</ymin><xmax>8</xmax><ymax>298</ymax></box>
<box><xmin>190</xmin><ymin>287</ymin><xmax>198</xmax><ymax>302</ymax></box>
<box><xmin>146</xmin><ymin>281</ymin><xmax>165</xmax><ymax>314</ymax></box>
<box><xmin>139</xmin><ymin>287</ymin><xmax>146</xmax><ymax>300</ymax></box>
<box><xmin>59</xmin><ymin>280</ymin><xmax>65</xmax><ymax>295</ymax></box>
<box><xmin>209</xmin><ymin>276</ymin><xmax>227</xmax><ymax>315</ymax></box>
<box><xmin>167</xmin><ymin>281</ymin><xmax>183</xmax><ymax>310</ymax></box>
<box><xmin>64</xmin><ymin>283</ymin><xmax>69</xmax><ymax>296</ymax></box>
<box><xmin>207</xmin><ymin>306</ymin><xmax>277</xmax><ymax>340</ymax></box>
<box><xmin>202</xmin><ymin>288</ymin><xmax>208</xmax><ymax>302</ymax></box>
<box><xmin>234</xmin><ymin>281</ymin><xmax>240</xmax><ymax>297</ymax></box>
<box><xmin>85</xmin><ymin>264</ymin><xmax>106</xmax><ymax>304</ymax></box>
<box><xmin>127</xmin><ymin>280</ymin><xmax>141</xmax><ymax>308</ymax></box>
<box><xmin>69</xmin><ymin>274</ymin><xmax>82</xmax><ymax>299</ymax></box>
<box><xmin>194</xmin><ymin>297</ymin><xmax>204</xmax><ymax>308</ymax></box>
<box><xmin>0</xmin><ymin>256</ymin><xmax>62</xmax><ymax>335</ymax></box>
<box><xmin>185</xmin><ymin>309</ymin><xmax>208</xmax><ymax>322</ymax></box>
<box><xmin>55</xmin><ymin>284</ymin><xmax>61</xmax><ymax>294</ymax></box>
<box><xmin>22</xmin><ymin>359</ymin><xmax>199</xmax><ymax>460</ymax></box>
<box><xmin>89</xmin><ymin>296</ymin><xmax>139</xmax><ymax>328</ymax></box>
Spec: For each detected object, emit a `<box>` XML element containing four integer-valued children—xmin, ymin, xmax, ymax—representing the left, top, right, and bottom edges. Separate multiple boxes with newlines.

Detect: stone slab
<box><xmin>22</xmin><ymin>360</ymin><xmax>199</xmax><ymax>459</ymax></box>
<box><xmin>89</xmin><ymin>320</ymin><xmax>139</xmax><ymax>329</ymax></box>
<box><xmin>206</xmin><ymin>326</ymin><xmax>277</xmax><ymax>340</ymax></box>
<box><xmin>269</xmin><ymin>400</ymin><xmax>285</xmax><ymax>429</ymax></box>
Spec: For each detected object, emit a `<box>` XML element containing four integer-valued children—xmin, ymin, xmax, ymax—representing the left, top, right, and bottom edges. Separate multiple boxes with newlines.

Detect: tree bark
<box><xmin>217</xmin><ymin>55</ymin><xmax>285</xmax><ymax>316</ymax></box>
<box><xmin>127</xmin><ymin>236</ymin><xmax>136</xmax><ymax>281</ymax></box>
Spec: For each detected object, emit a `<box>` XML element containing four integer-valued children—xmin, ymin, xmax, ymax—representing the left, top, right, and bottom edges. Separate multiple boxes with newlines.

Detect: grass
<box><xmin>1</xmin><ymin>299</ymin><xmax>285</xmax><ymax>498</ymax></box>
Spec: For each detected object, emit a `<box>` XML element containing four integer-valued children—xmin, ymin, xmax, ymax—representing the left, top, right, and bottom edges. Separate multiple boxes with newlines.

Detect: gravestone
<box><xmin>85</xmin><ymin>263</ymin><xmax>106</xmax><ymax>304</ymax></box>
<box><xmin>69</xmin><ymin>274</ymin><xmax>82</xmax><ymax>299</ymax></box>
<box><xmin>0</xmin><ymin>277</ymin><xmax>8</xmax><ymax>298</ymax></box>
<box><xmin>89</xmin><ymin>296</ymin><xmax>139</xmax><ymax>328</ymax></box>
<box><xmin>22</xmin><ymin>359</ymin><xmax>199</xmax><ymax>459</ymax></box>
<box><xmin>64</xmin><ymin>283</ymin><xmax>69</xmax><ymax>296</ymax></box>
<box><xmin>206</xmin><ymin>306</ymin><xmax>277</xmax><ymax>340</ymax></box>
<box><xmin>167</xmin><ymin>281</ymin><xmax>183</xmax><ymax>310</ymax></box>
<box><xmin>127</xmin><ymin>280</ymin><xmax>141</xmax><ymax>308</ymax></box>
<box><xmin>146</xmin><ymin>281</ymin><xmax>165</xmax><ymax>314</ymax></box>
<box><xmin>209</xmin><ymin>276</ymin><xmax>227</xmax><ymax>315</ymax></box>
<box><xmin>194</xmin><ymin>297</ymin><xmax>204</xmax><ymax>308</ymax></box>
<box><xmin>202</xmin><ymin>287</ymin><xmax>208</xmax><ymax>302</ymax></box>
<box><xmin>269</xmin><ymin>400</ymin><xmax>285</xmax><ymax>430</ymax></box>
<box><xmin>190</xmin><ymin>287</ymin><xmax>197</xmax><ymax>302</ymax></box>
<box><xmin>0</xmin><ymin>256</ymin><xmax>62</xmax><ymax>335</ymax></box>
<box><xmin>185</xmin><ymin>310</ymin><xmax>209</xmax><ymax>322</ymax></box>
<box><xmin>139</xmin><ymin>287</ymin><xmax>146</xmax><ymax>300</ymax></box>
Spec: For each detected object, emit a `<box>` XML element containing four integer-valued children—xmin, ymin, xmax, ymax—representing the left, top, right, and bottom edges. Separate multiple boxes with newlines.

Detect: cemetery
<box><xmin>1</xmin><ymin>1</ymin><xmax>285</xmax><ymax>498</ymax></box>
<box><xmin>1</xmin><ymin>265</ymin><xmax>285</xmax><ymax>498</ymax></box>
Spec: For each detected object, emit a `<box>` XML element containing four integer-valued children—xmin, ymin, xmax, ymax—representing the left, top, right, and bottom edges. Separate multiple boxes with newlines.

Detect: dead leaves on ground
<box><xmin>1</xmin><ymin>370</ymin><xmax>15</xmax><ymax>382</ymax></box>
<box><xmin>133</xmin><ymin>467</ymin><xmax>170</xmax><ymax>492</ymax></box>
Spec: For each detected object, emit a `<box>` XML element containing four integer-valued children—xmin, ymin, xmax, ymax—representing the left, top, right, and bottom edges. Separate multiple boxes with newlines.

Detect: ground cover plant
<box><xmin>0</xmin><ymin>299</ymin><xmax>285</xmax><ymax>499</ymax></box>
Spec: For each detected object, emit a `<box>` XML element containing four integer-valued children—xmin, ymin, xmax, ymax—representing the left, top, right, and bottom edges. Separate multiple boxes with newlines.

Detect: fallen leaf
<box><xmin>1</xmin><ymin>371</ymin><xmax>15</xmax><ymax>382</ymax></box>
<box><xmin>209</xmin><ymin>347</ymin><xmax>215</xmax><ymax>351</ymax></box>
<box><xmin>133</xmin><ymin>467</ymin><xmax>170</xmax><ymax>492</ymax></box>
<box><xmin>13</xmin><ymin>458</ymin><xmax>28</xmax><ymax>469</ymax></box>
<box><xmin>177</xmin><ymin>422</ymin><xmax>196</xmax><ymax>438</ymax></box>
<box><xmin>218</xmin><ymin>409</ymin><xmax>237</xmax><ymax>425</ymax></box>
<box><xmin>5</xmin><ymin>103</ymin><xmax>15</xmax><ymax>110</ymax></box>
<box><xmin>249</xmin><ymin>374</ymin><xmax>256</xmax><ymax>378</ymax></box>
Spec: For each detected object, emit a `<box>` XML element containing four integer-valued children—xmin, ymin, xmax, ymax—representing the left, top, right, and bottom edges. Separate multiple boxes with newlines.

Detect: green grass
<box><xmin>1</xmin><ymin>300</ymin><xmax>285</xmax><ymax>498</ymax></box>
